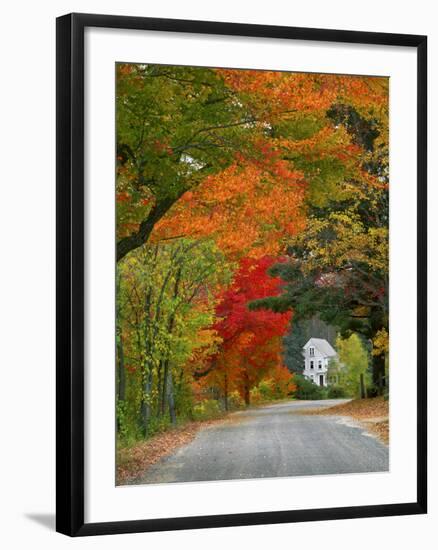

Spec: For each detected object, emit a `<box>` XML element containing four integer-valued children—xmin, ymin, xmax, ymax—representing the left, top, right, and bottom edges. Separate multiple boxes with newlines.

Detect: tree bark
<box><xmin>116</xmin><ymin>273</ymin><xmax>126</xmax><ymax>402</ymax></box>
<box><xmin>117</xmin><ymin>195</ymin><xmax>187</xmax><ymax>262</ymax></box>
<box><xmin>371</xmin><ymin>353</ymin><xmax>386</xmax><ymax>396</ymax></box>
<box><xmin>359</xmin><ymin>373</ymin><xmax>366</xmax><ymax>399</ymax></box>
<box><xmin>156</xmin><ymin>362</ymin><xmax>163</xmax><ymax>416</ymax></box>
<box><xmin>167</xmin><ymin>369</ymin><xmax>177</xmax><ymax>425</ymax></box>
<box><xmin>116</xmin><ymin>334</ymin><xmax>126</xmax><ymax>402</ymax></box>
<box><xmin>224</xmin><ymin>374</ymin><xmax>229</xmax><ymax>411</ymax></box>
<box><xmin>243</xmin><ymin>370</ymin><xmax>250</xmax><ymax>406</ymax></box>
<box><xmin>161</xmin><ymin>359</ymin><xmax>169</xmax><ymax>416</ymax></box>
<box><xmin>140</xmin><ymin>365</ymin><xmax>154</xmax><ymax>435</ymax></box>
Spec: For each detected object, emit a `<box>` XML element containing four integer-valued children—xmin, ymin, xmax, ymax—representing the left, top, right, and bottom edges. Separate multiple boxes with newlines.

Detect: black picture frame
<box><xmin>56</xmin><ymin>12</ymin><xmax>427</xmax><ymax>537</ymax></box>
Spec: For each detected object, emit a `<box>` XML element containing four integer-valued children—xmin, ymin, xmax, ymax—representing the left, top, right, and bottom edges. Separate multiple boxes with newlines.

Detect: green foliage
<box><xmin>258</xmin><ymin>379</ymin><xmax>275</xmax><ymax>400</ymax></box>
<box><xmin>293</xmin><ymin>156</ymin><xmax>347</xmax><ymax>208</ymax></box>
<box><xmin>116</xmin><ymin>399</ymin><xmax>129</xmax><ymax>440</ymax></box>
<box><xmin>327</xmin><ymin>104</ymin><xmax>380</xmax><ymax>153</ymax></box>
<box><xmin>283</xmin><ymin>320</ymin><xmax>306</xmax><ymax>374</ymax></box>
<box><xmin>174</xmin><ymin>378</ymin><xmax>196</xmax><ymax>420</ymax></box>
<box><xmin>193</xmin><ymin>399</ymin><xmax>224</xmax><ymax>420</ymax></box>
<box><xmin>116</xmin><ymin>237</ymin><xmax>231</xmax><ymax>441</ymax></box>
<box><xmin>117</xmin><ymin>64</ymin><xmax>245</xmax><ymax>200</ymax></box>
<box><xmin>145</xmin><ymin>415</ymin><xmax>174</xmax><ymax>438</ymax></box>
<box><xmin>293</xmin><ymin>374</ymin><xmax>327</xmax><ymax>400</ymax></box>
<box><xmin>334</xmin><ymin>333</ymin><xmax>371</xmax><ymax>398</ymax></box>
<box><xmin>273</xmin><ymin>115</ymin><xmax>324</xmax><ymax>141</ymax></box>
<box><xmin>327</xmin><ymin>385</ymin><xmax>347</xmax><ymax>398</ymax></box>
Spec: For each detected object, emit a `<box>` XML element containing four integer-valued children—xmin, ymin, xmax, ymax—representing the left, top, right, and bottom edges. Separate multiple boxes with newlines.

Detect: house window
<box><xmin>318</xmin><ymin>361</ymin><xmax>322</xmax><ymax>369</ymax></box>
<box><xmin>310</xmin><ymin>361</ymin><xmax>314</xmax><ymax>369</ymax></box>
<box><xmin>309</xmin><ymin>347</ymin><xmax>314</xmax><ymax>357</ymax></box>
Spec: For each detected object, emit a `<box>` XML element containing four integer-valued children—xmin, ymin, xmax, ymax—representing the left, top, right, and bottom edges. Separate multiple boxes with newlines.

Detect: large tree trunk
<box><xmin>117</xmin><ymin>196</ymin><xmax>181</xmax><ymax>262</ymax></box>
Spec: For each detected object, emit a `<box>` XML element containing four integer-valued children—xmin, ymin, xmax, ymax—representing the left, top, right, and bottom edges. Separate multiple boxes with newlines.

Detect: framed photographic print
<box><xmin>56</xmin><ymin>12</ymin><xmax>427</xmax><ymax>536</ymax></box>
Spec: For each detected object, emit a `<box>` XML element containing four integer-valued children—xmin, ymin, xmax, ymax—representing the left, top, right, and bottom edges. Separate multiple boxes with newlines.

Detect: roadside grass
<box><xmin>293</xmin><ymin>396</ymin><xmax>389</xmax><ymax>445</ymax></box>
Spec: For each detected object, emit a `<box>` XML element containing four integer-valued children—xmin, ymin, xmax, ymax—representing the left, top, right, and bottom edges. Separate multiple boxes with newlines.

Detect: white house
<box><xmin>302</xmin><ymin>338</ymin><xmax>338</xmax><ymax>387</ymax></box>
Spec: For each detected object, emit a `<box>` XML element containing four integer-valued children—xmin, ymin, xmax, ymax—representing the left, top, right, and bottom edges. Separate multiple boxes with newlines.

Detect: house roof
<box><xmin>304</xmin><ymin>338</ymin><xmax>337</xmax><ymax>357</ymax></box>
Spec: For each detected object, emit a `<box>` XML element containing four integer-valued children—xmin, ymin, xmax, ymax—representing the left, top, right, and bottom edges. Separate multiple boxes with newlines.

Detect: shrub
<box><xmin>258</xmin><ymin>379</ymin><xmax>275</xmax><ymax>400</ymax></box>
<box><xmin>293</xmin><ymin>374</ymin><xmax>326</xmax><ymax>400</ymax></box>
<box><xmin>269</xmin><ymin>365</ymin><xmax>297</xmax><ymax>398</ymax></box>
<box><xmin>327</xmin><ymin>385</ymin><xmax>347</xmax><ymax>398</ymax></box>
<box><xmin>193</xmin><ymin>399</ymin><xmax>223</xmax><ymax>420</ymax></box>
<box><xmin>228</xmin><ymin>391</ymin><xmax>245</xmax><ymax>410</ymax></box>
<box><xmin>146</xmin><ymin>415</ymin><xmax>172</xmax><ymax>437</ymax></box>
<box><xmin>250</xmin><ymin>386</ymin><xmax>263</xmax><ymax>404</ymax></box>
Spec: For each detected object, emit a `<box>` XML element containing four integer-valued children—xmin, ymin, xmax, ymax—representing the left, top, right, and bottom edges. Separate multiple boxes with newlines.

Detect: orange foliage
<box><xmin>217</xmin><ymin>69</ymin><xmax>387</xmax><ymax>118</ymax></box>
<box><xmin>153</xmin><ymin>156</ymin><xmax>306</xmax><ymax>259</ymax></box>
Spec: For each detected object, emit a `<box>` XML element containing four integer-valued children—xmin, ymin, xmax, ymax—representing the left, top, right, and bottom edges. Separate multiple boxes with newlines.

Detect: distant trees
<box><xmin>283</xmin><ymin>317</ymin><xmax>337</xmax><ymax>375</ymax></box>
<box><xmin>282</xmin><ymin>320</ymin><xmax>306</xmax><ymax>374</ymax></box>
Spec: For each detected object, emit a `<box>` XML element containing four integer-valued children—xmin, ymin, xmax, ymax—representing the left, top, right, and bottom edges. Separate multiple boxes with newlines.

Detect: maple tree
<box><xmin>201</xmin><ymin>257</ymin><xmax>292</xmax><ymax>405</ymax></box>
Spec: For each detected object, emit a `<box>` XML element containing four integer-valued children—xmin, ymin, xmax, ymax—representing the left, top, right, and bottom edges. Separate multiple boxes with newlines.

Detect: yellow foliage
<box><xmin>372</xmin><ymin>328</ymin><xmax>389</xmax><ymax>357</ymax></box>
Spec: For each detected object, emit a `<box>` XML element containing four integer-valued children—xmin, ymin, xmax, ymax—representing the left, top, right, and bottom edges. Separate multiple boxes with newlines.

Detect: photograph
<box><xmin>115</xmin><ymin>63</ymin><xmax>390</xmax><ymax>486</ymax></box>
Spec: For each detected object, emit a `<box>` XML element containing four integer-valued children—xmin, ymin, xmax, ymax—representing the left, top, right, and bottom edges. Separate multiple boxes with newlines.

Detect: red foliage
<box><xmin>214</xmin><ymin>256</ymin><xmax>291</xmax><ymax>344</ymax></box>
<box><xmin>209</xmin><ymin>256</ymin><xmax>292</xmax><ymax>404</ymax></box>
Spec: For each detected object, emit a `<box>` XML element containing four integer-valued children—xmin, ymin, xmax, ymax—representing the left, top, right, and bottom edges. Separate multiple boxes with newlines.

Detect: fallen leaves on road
<box><xmin>301</xmin><ymin>397</ymin><xmax>389</xmax><ymax>445</ymax></box>
<box><xmin>117</xmin><ymin>414</ymin><xmax>245</xmax><ymax>485</ymax></box>
<box><xmin>362</xmin><ymin>418</ymin><xmax>389</xmax><ymax>445</ymax></box>
<box><xmin>318</xmin><ymin>396</ymin><xmax>388</xmax><ymax>418</ymax></box>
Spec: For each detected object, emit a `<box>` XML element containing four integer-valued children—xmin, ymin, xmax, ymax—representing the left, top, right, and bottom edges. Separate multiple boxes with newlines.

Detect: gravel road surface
<box><xmin>133</xmin><ymin>399</ymin><xmax>388</xmax><ymax>484</ymax></box>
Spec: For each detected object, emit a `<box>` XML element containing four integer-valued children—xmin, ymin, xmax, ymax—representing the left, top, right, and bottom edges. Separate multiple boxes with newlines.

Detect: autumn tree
<box><xmin>204</xmin><ymin>257</ymin><xmax>292</xmax><ymax>405</ymax></box>
<box><xmin>116</xmin><ymin>64</ymin><xmax>273</xmax><ymax>260</ymax></box>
